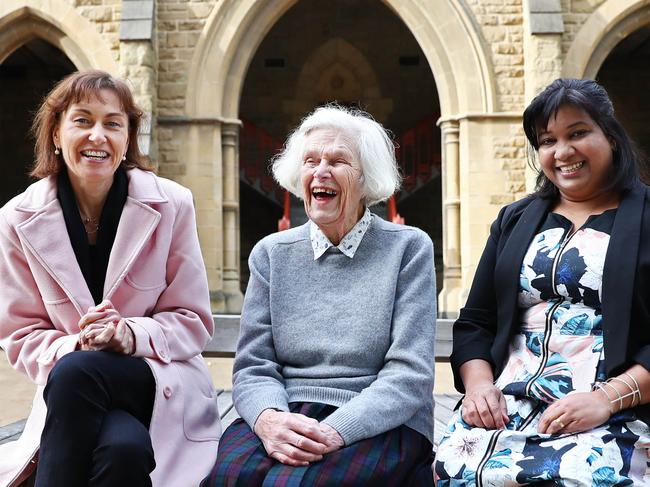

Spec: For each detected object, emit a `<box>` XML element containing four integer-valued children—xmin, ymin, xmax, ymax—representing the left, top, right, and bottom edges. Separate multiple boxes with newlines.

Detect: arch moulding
<box><xmin>287</xmin><ymin>37</ymin><xmax>393</xmax><ymax>123</ymax></box>
<box><xmin>0</xmin><ymin>0</ymin><xmax>118</xmax><ymax>72</ymax></box>
<box><xmin>185</xmin><ymin>0</ymin><xmax>497</xmax><ymax>314</ymax></box>
<box><xmin>186</xmin><ymin>0</ymin><xmax>496</xmax><ymax>119</ymax></box>
<box><xmin>563</xmin><ymin>0</ymin><xmax>650</xmax><ymax>79</ymax></box>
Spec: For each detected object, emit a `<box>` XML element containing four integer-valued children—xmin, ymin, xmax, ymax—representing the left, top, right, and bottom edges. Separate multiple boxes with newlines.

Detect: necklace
<box><xmin>80</xmin><ymin>214</ymin><xmax>99</xmax><ymax>234</ymax></box>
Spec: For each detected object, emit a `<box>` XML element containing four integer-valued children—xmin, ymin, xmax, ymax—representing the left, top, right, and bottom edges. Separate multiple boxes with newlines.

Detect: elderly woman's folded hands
<box><xmin>78</xmin><ymin>300</ymin><xmax>135</xmax><ymax>355</ymax></box>
<box><xmin>253</xmin><ymin>409</ymin><xmax>344</xmax><ymax>466</ymax></box>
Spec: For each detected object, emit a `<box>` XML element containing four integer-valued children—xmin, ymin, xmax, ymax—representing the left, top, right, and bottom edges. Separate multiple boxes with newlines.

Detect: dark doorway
<box><xmin>238</xmin><ymin>0</ymin><xmax>442</xmax><ymax>292</ymax></box>
<box><xmin>597</xmin><ymin>24</ymin><xmax>650</xmax><ymax>161</ymax></box>
<box><xmin>0</xmin><ymin>38</ymin><xmax>75</xmax><ymax>205</ymax></box>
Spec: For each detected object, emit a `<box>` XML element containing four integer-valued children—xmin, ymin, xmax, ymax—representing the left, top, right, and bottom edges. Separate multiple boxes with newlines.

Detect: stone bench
<box><xmin>0</xmin><ymin>316</ymin><xmax>460</xmax><ymax>449</ymax></box>
<box><xmin>205</xmin><ymin>315</ymin><xmax>454</xmax><ymax>360</ymax></box>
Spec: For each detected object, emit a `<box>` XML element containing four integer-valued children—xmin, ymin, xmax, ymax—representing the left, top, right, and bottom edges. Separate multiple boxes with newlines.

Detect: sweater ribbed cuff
<box><xmin>321</xmin><ymin>407</ymin><xmax>368</xmax><ymax>446</ymax></box>
<box><xmin>236</xmin><ymin>390</ymin><xmax>289</xmax><ymax>428</ymax></box>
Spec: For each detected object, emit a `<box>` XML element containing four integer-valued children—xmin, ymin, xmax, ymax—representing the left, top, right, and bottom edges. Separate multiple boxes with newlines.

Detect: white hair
<box><xmin>272</xmin><ymin>105</ymin><xmax>401</xmax><ymax>206</ymax></box>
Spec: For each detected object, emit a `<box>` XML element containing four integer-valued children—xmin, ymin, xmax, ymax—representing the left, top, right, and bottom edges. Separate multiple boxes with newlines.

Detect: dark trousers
<box><xmin>35</xmin><ymin>351</ymin><xmax>156</xmax><ymax>487</ymax></box>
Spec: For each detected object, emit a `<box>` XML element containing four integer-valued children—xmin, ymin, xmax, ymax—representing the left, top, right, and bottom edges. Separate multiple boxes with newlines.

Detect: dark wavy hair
<box><xmin>523</xmin><ymin>78</ymin><xmax>640</xmax><ymax>199</ymax></box>
<box><xmin>31</xmin><ymin>70</ymin><xmax>152</xmax><ymax>178</ymax></box>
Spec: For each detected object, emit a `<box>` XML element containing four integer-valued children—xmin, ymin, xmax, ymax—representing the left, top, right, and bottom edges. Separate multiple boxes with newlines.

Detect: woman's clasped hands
<box><xmin>78</xmin><ymin>300</ymin><xmax>135</xmax><ymax>355</ymax></box>
<box><xmin>254</xmin><ymin>409</ymin><xmax>344</xmax><ymax>466</ymax></box>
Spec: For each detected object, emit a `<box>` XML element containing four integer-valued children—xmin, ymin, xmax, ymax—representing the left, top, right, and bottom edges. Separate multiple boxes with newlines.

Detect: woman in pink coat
<box><xmin>0</xmin><ymin>70</ymin><xmax>221</xmax><ymax>487</ymax></box>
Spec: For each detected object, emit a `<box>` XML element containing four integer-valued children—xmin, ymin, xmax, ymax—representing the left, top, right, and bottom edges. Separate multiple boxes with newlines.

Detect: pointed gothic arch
<box><xmin>183</xmin><ymin>0</ymin><xmax>497</xmax><ymax>313</ymax></box>
<box><xmin>0</xmin><ymin>1</ymin><xmax>118</xmax><ymax>73</ymax></box>
<box><xmin>563</xmin><ymin>0</ymin><xmax>650</xmax><ymax>79</ymax></box>
<box><xmin>187</xmin><ymin>0</ymin><xmax>495</xmax><ymax>119</ymax></box>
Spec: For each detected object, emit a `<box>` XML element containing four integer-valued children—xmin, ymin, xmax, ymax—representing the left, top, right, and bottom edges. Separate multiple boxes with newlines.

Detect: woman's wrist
<box><xmin>592</xmin><ymin>386</ymin><xmax>615</xmax><ymax>416</ymax></box>
<box><xmin>254</xmin><ymin>408</ymin><xmax>280</xmax><ymax>432</ymax></box>
<box><xmin>593</xmin><ymin>374</ymin><xmax>642</xmax><ymax>414</ymax></box>
<box><xmin>464</xmin><ymin>378</ymin><xmax>496</xmax><ymax>392</ymax></box>
<box><xmin>460</xmin><ymin>359</ymin><xmax>495</xmax><ymax>391</ymax></box>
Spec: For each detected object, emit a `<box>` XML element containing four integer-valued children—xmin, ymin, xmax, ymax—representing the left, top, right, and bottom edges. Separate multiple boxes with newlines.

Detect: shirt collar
<box><xmin>310</xmin><ymin>208</ymin><xmax>373</xmax><ymax>260</ymax></box>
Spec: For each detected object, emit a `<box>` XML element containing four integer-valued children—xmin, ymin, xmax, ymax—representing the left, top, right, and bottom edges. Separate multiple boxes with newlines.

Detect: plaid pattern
<box><xmin>203</xmin><ymin>402</ymin><xmax>434</xmax><ymax>487</ymax></box>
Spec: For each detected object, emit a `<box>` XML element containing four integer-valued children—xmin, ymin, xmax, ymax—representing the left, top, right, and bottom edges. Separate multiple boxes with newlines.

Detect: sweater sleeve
<box><xmin>449</xmin><ymin>206</ymin><xmax>507</xmax><ymax>392</ymax></box>
<box><xmin>232</xmin><ymin>242</ymin><xmax>289</xmax><ymax>428</ymax></box>
<box><xmin>321</xmin><ymin>231</ymin><xmax>437</xmax><ymax>445</ymax></box>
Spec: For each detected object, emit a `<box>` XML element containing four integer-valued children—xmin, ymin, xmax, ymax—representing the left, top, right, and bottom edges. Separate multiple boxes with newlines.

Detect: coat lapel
<box><xmin>103</xmin><ymin>169</ymin><xmax>165</xmax><ymax>299</ymax></box>
<box><xmin>14</xmin><ymin>170</ymin><xmax>167</xmax><ymax>314</ymax></box>
<box><xmin>495</xmin><ymin>198</ymin><xmax>552</xmax><ymax>341</ymax></box>
<box><xmin>602</xmin><ymin>183</ymin><xmax>645</xmax><ymax>374</ymax></box>
<box><xmin>16</xmin><ymin>198</ymin><xmax>94</xmax><ymax>317</ymax></box>
<box><xmin>103</xmin><ymin>198</ymin><xmax>160</xmax><ymax>299</ymax></box>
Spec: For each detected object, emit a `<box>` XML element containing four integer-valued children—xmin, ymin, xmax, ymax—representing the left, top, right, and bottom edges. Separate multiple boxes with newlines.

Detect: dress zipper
<box><xmin>476</xmin><ymin>430</ymin><xmax>504</xmax><ymax>487</ymax></box>
<box><xmin>477</xmin><ymin>223</ymin><xmax>578</xmax><ymax>486</ymax></box>
<box><xmin>525</xmin><ymin>225</ymin><xmax>576</xmax><ymax>396</ymax></box>
<box><xmin>474</xmin><ymin>401</ymin><xmax>544</xmax><ymax>486</ymax></box>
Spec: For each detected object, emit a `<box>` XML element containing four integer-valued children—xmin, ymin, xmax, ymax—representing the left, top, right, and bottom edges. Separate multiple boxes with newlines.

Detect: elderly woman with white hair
<box><xmin>203</xmin><ymin>105</ymin><xmax>437</xmax><ymax>486</ymax></box>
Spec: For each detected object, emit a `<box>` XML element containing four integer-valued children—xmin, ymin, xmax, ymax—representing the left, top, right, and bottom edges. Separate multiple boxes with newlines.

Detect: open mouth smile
<box><xmin>81</xmin><ymin>150</ymin><xmax>110</xmax><ymax>161</ymax></box>
<box><xmin>557</xmin><ymin>161</ymin><xmax>584</xmax><ymax>174</ymax></box>
<box><xmin>312</xmin><ymin>187</ymin><xmax>338</xmax><ymax>201</ymax></box>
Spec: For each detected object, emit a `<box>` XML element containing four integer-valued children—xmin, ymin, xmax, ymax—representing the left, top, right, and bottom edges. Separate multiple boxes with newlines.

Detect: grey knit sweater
<box><xmin>232</xmin><ymin>217</ymin><xmax>437</xmax><ymax>445</ymax></box>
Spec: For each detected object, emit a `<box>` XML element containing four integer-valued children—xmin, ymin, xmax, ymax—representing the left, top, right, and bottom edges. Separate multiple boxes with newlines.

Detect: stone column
<box><xmin>119</xmin><ymin>0</ymin><xmax>156</xmax><ymax>163</ymax></box>
<box><xmin>221</xmin><ymin>122</ymin><xmax>244</xmax><ymax>313</ymax></box>
<box><xmin>438</xmin><ymin>120</ymin><xmax>462</xmax><ymax>318</ymax></box>
<box><xmin>523</xmin><ymin>0</ymin><xmax>564</xmax><ymax>191</ymax></box>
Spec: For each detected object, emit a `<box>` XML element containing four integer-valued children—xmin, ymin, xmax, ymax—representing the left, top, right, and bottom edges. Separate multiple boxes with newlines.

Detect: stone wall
<box><xmin>466</xmin><ymin>0</ymin><xmax>525</xmax><ymax>112</ymax></box>
<box><xmin>71</xmin><ymin>0</ymin><xmax>122</xmax><ymax>62</ymax></box>
<box><xmin>4</xmin><ymin>0</ymin><xmax>649</xmax><ymax>314</ymax></box>
<box><xmin>157</xmin><ymin>0</ymin><xmax>213</xmax><ymax>116</ymax></box>
<box><xmin>464</xmin><ymin>1</ymin><xmax>528</xmax><ymax>212</ymax></box>
<box><xmin>560</xmin><ymin>0</ymin><xmax>607</xmax><ymax>56</ymax></box>
<box><xmin>156</xmin><ymin>0</ymin><xmax>215</xmax><ymax>179</ymax></box>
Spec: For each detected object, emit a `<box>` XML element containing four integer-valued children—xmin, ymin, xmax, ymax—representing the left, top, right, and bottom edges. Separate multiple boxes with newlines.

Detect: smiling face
<box><xmin>300</xmin><ymin>128</ymin><xmax>365</xmax><ymax>244</ymax></box>
<box><xmin>52</xmin><ymin>88</ymin><xmax>129</xmax><ymax>188</ymax></box>
<box><xmin>537</xmin><ymin>104</ymin><xmax>615</xmax><ymax>204</ymax></box>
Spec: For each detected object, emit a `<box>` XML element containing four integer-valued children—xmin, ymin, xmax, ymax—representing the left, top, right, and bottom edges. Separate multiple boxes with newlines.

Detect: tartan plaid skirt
<box><xmin>202</xmin><ymin>402</ymin><xmax>434</xmax><ymax>487</ymax></box>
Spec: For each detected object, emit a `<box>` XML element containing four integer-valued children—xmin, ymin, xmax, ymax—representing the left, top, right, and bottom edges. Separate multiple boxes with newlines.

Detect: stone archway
<box><xmin>563</xmin><ymin>0</ymin><xmax>650</xmax><ymax>80</ymax></box>
<box><xmin>563</xmin><ymin>0</ymin><xmax>650</xmax><ymax>169</ymax></box>
<box><xmin>185</xmin><ymin>0</ymin><xmax>497</xmax><ymax>314</ymax></box>
<box><xmin>0</xmin><ymin>2</ymin><xmax>117</xmax><ymax>206</ymax></box>
<box><xmin>188</xmin><ymin>0</ymin><xmax>494</xmax><ymax>118</ymax></box>
<box><xmin>0</xmin><ymin>1</ymin><xmax>118</xmax><ymax>73</ymax></box>
<box><xmin>0</xmin><ymin>39</ymin><xmax>75</xmax><ymax>204</ymax></box>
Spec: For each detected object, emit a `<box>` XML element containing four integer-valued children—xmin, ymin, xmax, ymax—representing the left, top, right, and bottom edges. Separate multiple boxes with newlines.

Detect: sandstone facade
<box><xmin>1</xmin><ymin>0</ymin><xmax>648</xmax><ymax>315</ymax></box>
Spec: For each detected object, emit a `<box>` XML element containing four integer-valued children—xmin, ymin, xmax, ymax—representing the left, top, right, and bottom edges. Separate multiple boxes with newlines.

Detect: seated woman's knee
<box><xmin>95</xmin><ymin>435</ymin><xmax>154</xmax><ymax>469</ymax></box>
<box><xmin>94</xmin><ymin>410</ymin><xmax>155</xmax><ymax>474</ymax></box>
<box><xmin>44</xmin><ymin>351</ymin><xmax>104</xmax><ymax>400</ymax></box>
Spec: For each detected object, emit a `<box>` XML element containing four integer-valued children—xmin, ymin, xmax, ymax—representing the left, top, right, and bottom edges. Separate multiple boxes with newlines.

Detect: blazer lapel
<box><xmin>495</xmin><ymin>198</ymin><xmax>552</xmax><ymax>339</ymax></box>
<box><xmin>103</xmin><ymin>172</ymin><xmax>164</xmax><ymax>299</ymax></box>
<box><xmin>17</xmin><ymin>200</ymin><xmax>94</xmax><ymax>316</ymax></box>
<box><xmin>602</xmin><ymin>183</ymin><xmax>645</xmax><ymax>374</ymax></box>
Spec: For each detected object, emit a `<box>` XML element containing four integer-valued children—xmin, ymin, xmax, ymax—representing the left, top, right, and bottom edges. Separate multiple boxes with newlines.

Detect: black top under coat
<box><xmin>57</xmin><ymin>166</ymin><xmax>128</xmax><ymax>305</ymax></box>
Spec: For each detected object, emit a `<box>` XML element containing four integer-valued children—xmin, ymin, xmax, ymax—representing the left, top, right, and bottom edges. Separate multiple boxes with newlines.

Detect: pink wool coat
<box><xmin>0</xmin><ymin>168</ymin><xmax>222</xmax><ymax>487</ymax></box>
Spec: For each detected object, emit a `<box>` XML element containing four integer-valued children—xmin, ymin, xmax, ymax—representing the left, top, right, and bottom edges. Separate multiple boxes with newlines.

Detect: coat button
<box><xmin>163</xmin><ymin>386</ymin><xmax>173</xmax><ymax>398</ymax></box>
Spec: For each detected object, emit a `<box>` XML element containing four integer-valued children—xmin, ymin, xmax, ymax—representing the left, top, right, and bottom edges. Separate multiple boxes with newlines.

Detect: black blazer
<box><xmin>451</xmin><ymin>182</ymin><xmax>650</xmax><ymax>422</ymax></box>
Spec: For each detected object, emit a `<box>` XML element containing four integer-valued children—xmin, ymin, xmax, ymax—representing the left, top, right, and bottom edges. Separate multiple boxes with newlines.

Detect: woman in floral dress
<box><xmin>435</xmin><ymin>78</ymin><xmax>650</xmax><ymax>486</ymax></box>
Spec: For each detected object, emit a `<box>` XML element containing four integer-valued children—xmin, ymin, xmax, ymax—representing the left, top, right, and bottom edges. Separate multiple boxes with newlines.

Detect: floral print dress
<box><xmin>435</xmin><ymin>210</ymin><xmax>650</xmax><ymax>486</ymax></box>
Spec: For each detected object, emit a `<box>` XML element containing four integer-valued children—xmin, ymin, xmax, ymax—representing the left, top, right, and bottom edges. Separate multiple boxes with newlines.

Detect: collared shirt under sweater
<box><xmin>232</xmin><ymin>215</ymin><xmax>437</xmax><ymax>445</ymax></box>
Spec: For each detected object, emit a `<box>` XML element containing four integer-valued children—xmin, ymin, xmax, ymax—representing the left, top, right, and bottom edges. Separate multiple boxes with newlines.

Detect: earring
<box><xmin>122</xmin><ymin>155</ymin><xmax>127</xmax><ymax>161</ymax></box>
<box><xmin>54</xmin><ymin>147</ymin><xmax>60</xmax><ymax>155</ymax></box>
